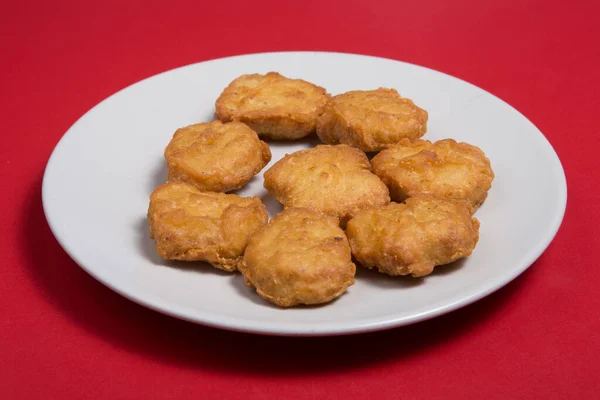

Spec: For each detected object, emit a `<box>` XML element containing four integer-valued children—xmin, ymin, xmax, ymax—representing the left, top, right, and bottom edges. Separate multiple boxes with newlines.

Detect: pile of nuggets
<box><xmin>148</xmin><ymin>72</ymin><xmax>494</xmax><ymax>308</ymax></box>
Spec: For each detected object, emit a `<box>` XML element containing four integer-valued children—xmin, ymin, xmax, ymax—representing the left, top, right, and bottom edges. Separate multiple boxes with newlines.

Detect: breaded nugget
<box><xmin>316</xmin><ymin>88</ymin><xmax>428</xmax><ymax>152</ymax></box>
<box><xmin>148</xmin><ymin>182</ymin><xmax>268</xmax><ymax>271</ymax></box>
<box><xmin>346</xmin><ymin>196</ymin><xmax>480</xmax><ymax>277</ymax></box>
<box><xmin>215</xmin><ymin>72</ymin><xmax>329</xmax><ymax>140</ymax></box>
<box><xmin>238</xmin><ymin>208</ymin><xmax>355</xmax><ymax>307</ymax></box>
<box><xmin>263</xmin><ymin>144</ymin><xmax>390</xmax><ymax>224</ymax></box>
<box><xmin>372</xmin><ymin>138</ymin><xmax>494</xmax><ymax>210</ymax></box>
<box><xmin>164</xmin><ymin>120</ymin><xmax>271</xmax><ymax>192</ymax></box>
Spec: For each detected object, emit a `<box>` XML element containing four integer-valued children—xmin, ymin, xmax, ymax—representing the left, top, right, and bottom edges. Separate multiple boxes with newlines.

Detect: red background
<box><xmin>2</xmin><ymin>1</ymin><xmax>598</xmax><ymax>398</ymax></box>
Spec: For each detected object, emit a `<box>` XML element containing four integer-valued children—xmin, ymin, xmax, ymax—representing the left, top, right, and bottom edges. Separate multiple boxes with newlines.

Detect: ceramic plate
<box><xmin>42</xmin><ymin>52</ymin><xmax>567</xmax><ymax>336</ymax></box>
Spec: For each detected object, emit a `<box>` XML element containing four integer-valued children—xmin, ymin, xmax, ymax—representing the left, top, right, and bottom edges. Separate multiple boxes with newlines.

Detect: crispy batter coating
<box><xmin>372</xmin><ymin>138</ymin><xmax>494</xmax><ymax>210</ymax></box>
<box><xmin>346</xmin><ymin>196</ymin><xmax>480</xmax><ymax>278</ymax></box>
<box><xmin>238</xmin><ymin>208</ymin><xmax>356</xmax><ymax>307</ymax></box>
<box><xmin>316</xmin><ymin>88</ymin><xmax>428</xmax><ymax>152</ymax></box>
<box><xmin>215</xmin><ymin>72</ymin><xmax>330</xmax><ymax>140</ymax></box>
<box><xmin>164</xmin><ymin>120</ymin><xmax>271</xmax><ymax>192</ymax></box>
<box><xmin>263</xmin><ymin>144</ymin><xmax>390</xmax><ymax>224</ymax></box>
<box><xmin>148</xmin><ymin>182</ymin><xmax>268</xmax><ymax>271</ymax></box>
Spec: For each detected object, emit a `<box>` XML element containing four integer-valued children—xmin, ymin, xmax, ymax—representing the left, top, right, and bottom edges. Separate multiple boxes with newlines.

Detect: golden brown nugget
<box><xmin>164</xmin><ymin>120</ymin><xmax>271</xmax><ymax>192</ymax></box>
<box><xmin>316</xmin><ymin>88</ymin><xmax>428</xmax><ymax>152</ymax></box>
<box><xmin>372</xmin><ymin>138</ymin><xmax>494</xmax><ymax>210</ymax></box>
<box><xmin>346</xmin><ymin>197</ymin><xmax>480</xmax><ymax>278</ymax></box>
<box><xmin>215</xmin><ymin>72</ymin><xmax>329</xmax><ymax>140</ymax></box>
<box><xmin>148</xmin><ymin>182</ymin><xmax>268</xmax><ymax>271</ymax></box>
<box><xmin>238</xmin><ymin>208</ymin><xmax>356</xmax><ymax>307</ymax></box>
<box><xmin>263</xmin><ymin>144</ymin><xmax>390</xmax><ymax>224</ymax></box>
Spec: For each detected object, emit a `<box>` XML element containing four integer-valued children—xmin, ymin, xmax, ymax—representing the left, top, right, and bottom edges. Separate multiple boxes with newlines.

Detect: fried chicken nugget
<box><xmin>164</xmin><ymin>120</ymin><xmax>271</xmax><ymax>192</ymax></box>
<box><xmin>316</xmin><ymin>88</ymin><xmax>428</xmax><ymax>152</ymax></box>
<box><xmin>238</xmin><ymin>208</ymin><xmax>356</xmax><ymax>307</ymax></box>
<box><xmin>263</xmin><ymin>144</ymin><xmax>390</xmax><ymax>224</ymax></box>
<box><xmin>346</xmin><ymin>196</ymin><xmax>480</xmax><ymax>278</ymax></box>
<box><xmin>148</xmin><ymin>182</ymin><xmax>268</xmax><ymax>271</ymax></box>
<box><xmin>371</xmin><ymin>138</ymin><xmax>494</xmax><ymax>210</ymax></box>
<box><xmin>215</xmin><ymin>72</ymin><xmax>330</xmax><ymax>140</ymax></box>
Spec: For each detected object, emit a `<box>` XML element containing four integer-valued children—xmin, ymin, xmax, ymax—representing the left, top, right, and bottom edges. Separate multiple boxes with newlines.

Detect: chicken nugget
<box><xmin>164</xmin><ymin>120</ymin><xmax>271</xmax><ymax>192</ymax></box>
<box><xmin>238</xmin><ymin>208</ymin><xmax>355</xmax><ymax>307</ymax></box>
<box><xmin>263</xmin><ymin>144</ymin><xmax>390</xmax><ymax>224</ymax></box>
<box><xmin>372</xmin><ymin>138</ymin><xmax>494</xmax><ymax>210</ymax></box>
<box><xmin>316</xmin><ymin>88</ymin><xmax>428</xmax><ymax>152</ymax></box>
<box><xmin>215</xmin><ymin>72</ymin><xmax>329</xmax><ymax>140</ymax></box>
<box><xmin>148</xmin><ymin>182</ymin><xmax>268</xmax><ymax>271</ymax></box>
<box><xmin>346</xmin><ymin>196</ymin><xmax>480</xmax><ymax>278</ymax></box>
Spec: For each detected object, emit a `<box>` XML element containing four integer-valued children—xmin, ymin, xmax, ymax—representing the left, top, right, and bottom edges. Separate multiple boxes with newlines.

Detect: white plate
<box><xmin>42</xmin><ymin>52</ymin><xmax>567</xmax><ymax>336</ymax></box>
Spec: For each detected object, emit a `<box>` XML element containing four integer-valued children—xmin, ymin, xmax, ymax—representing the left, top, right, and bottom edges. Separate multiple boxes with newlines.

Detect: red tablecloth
<box><xmin>2</xmin><ymin>1</ymin><xmax>598</xmax><ymax>398</ymax></box>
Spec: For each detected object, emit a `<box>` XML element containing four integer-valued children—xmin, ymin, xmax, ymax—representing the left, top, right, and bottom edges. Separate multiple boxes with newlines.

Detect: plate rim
<box><xmin>41</xmin><ymin>51</ymin><xmax>568</xmax><ymax>336</ymax></box>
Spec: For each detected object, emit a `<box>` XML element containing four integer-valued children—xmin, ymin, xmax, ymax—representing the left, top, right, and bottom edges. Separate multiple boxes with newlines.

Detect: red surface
<box><xmin>1</xmin><ymin>0</ymin><xmax>598</xmax><ymax>398</ymax></box>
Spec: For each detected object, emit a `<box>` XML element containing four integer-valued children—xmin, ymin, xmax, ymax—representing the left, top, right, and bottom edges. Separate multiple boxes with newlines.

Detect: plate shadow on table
<box><xmin>24</xmin><ymin>174</ymin><xmax>537</xmax><ymax>377</ymax></box>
